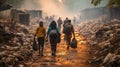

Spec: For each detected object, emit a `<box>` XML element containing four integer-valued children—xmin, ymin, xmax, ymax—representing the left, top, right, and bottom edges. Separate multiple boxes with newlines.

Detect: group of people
<box><xmin>34</xmin><ymin>17</ymin><xmax>75</xmax><ymax>57</ymax></box>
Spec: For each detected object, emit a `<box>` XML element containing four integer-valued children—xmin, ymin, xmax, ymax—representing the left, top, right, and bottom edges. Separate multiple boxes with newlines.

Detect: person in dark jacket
<box><xmin>63</xmin><ymin>20</ymin><xmax>75</xmax><ymax>50</ymax></box>
<box><xmin>63</xmin><ymin>17</ymin><xmax>69</xmax><ymax>27</ymax></box>
<box><xmin>46</xmin><ymin>21</ymin><xmax>60</xmax><ymax>56</ymax></box>
<box><xmin>57</xmin><ymin>17</ymin><xmax>62</xmax><ymax>31</ymax></box>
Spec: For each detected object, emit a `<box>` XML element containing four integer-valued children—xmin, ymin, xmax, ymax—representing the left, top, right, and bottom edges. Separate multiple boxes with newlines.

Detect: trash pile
<box><xmin>78</xmin><ymin>19</ymin><xmax>120</xmax><ymax>67</ymax></box>
<box><xmin>77</xmin><ymin>19</ymin><xmax>104</xmax><ymax>39</ymax></box>
<box><xmin>0</xmin><ymin>20</ymin><xmax>34</xmax><ymax>67</ymax></box>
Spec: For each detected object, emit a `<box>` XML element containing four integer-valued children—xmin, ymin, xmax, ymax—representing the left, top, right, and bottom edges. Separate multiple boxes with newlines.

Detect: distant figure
<box><xmin>63</xmin><ymin>20</ymin><xmax>75</xmax><ymax>50</ymax></box>
<box><xmin>63</xmin><ymin>17</ymin><xmax>69</xmax><ymax>27</ymax></box>
<box><xmin>57</xmin><ymin>17</ymin><xmax>62</xmax><ymax>31</ymax></box>
<box><xmin>45</xmin><ymin>16</ymin><xmax>49</xmax><ymax>22</ymax></box>
<box><xmin>49</xmin><ymin>16</ymin><xmax>54</xmax><ymax>23</ymax></box>
<box><xmin>73</xmin><ymin>16</ymin><xmax>76</xmax><ymax>24</ymax></box>
<box><xmin>46</xmin><ymin>21</ymin><xmax>60</xmax><ymax>56</ymax></box>
<box><xmin>35</xmin><ymin>21</ymin><xmax>46</xmax><ymax>56</ymax></box>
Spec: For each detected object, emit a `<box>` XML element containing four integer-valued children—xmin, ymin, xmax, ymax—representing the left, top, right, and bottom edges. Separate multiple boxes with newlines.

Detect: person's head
<box><xmin>59</xmin><ymin>17</ymin><xmax>61</xmax><ymax>19</ymax></box>
<box><xmin>49</xmin><ymin>21</ymin><xmax>57</xmax><ymax>29</ymax></box>
<box><xmin>68</xmin><ymin>19</ymin><xmax>71</xmax><ymax>24</ymax></box>
<box><xmin>66</xmin><ymin>17</ymin><xmax>68</xmax><ymax>20</ymax></box>
<box><xmin>39</xmin><ymin>21</ymin><xmax>43</xmax><ymax>27</ymax></box>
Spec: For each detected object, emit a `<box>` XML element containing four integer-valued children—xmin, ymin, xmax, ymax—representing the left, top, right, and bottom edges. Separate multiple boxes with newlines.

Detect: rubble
<box><xmin>78</xmin><ymin>19</ymin><xmax>120</xmax><ymax>66</ymax></box>
<box><xmin>0</xmin><ymin>19</ymin><xmax>34</xmax><ymax>66</ymax></box>
<box><xmin>78</xmin><ymin>19</ymin><xmax>104</xmax><ymax>39</ymax></box>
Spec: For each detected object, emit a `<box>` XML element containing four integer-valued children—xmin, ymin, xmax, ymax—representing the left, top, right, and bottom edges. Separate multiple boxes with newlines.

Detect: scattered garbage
<box><xmin>78</xmin><ymin>19</ymin><xmax>120</xmax><ymax>67</ymax></box>
<box><xmin>0</xmin><ymin>19</ymin><xmax>34</xmax><ymax>67</ymax></box>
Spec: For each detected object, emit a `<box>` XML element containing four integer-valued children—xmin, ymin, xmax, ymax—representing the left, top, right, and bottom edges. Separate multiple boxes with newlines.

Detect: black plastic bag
<box><xmin>70</xmin><ymin>38</ymin><xmax>77</xmax><ymax>48</ymax></box>
<box><xmin>32</xmin><ymin>37</ymin><xmax>38</xmax><ymax>51</ymax></box>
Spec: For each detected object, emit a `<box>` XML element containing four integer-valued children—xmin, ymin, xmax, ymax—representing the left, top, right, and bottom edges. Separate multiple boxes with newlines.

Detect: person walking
<box><xmin>46</xmin><ymin>21</ymin><xmax>60</xmax><ymax>57</ymax></box>
<box><xmin>35</xmin><ymin>21</ymin><xmax>46</xmax><ymax>56</ymax></box>
<box><xmin>57</xmin><ymin>17</ymin><xmax>62</xmax><ymax>31</ymax></box>
<box><xmin>63</xmin><ymin>17</ymin><xmax>69</xmax><ymax>27</ymax></box>
<box><xmin>63</xmin><ymin>20</ymin><xmax>75</xmax><ymax>50</ymax></box>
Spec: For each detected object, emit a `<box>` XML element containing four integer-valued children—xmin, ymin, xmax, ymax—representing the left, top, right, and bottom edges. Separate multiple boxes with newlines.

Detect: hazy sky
<box><xmin>21</xmin><ymin>0</ymin><xmax>108</xmax><ymax>18</ymax></box>
<box><xmin>62</xmin><ymin>0</ymin><xmax>108</xmax><ymax>13</ymax></box>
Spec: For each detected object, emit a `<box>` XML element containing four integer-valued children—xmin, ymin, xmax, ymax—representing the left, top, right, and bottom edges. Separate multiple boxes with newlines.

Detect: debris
<box><xmin>0</xmin><ymin>19</ymin><xmax>34</xmax><ymax>66</ymax></box>
<box><xmin>78</xmin><ymin>19</ymin><xmax>120</xmax><ymax>66</ymax></box>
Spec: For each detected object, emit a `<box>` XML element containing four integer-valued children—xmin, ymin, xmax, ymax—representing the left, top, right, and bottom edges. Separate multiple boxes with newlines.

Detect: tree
<box><xmin>92</xmin><ymin>0</ymin><xmax>120</xmax><ymax>21</ymax></box>
<box><xmin>0</xmin><ymin>0</ymin><xmax>24</xmax><ymax>8</ymax></box>
<box><xmin>0</xmin><ymin>0</ymin><xmax>6</xmax><ymax>5</ymax></box>
<box><xmin>8</xmin><ymin>0</ymin><xmax>25</xmax><ymax>8</ymax></box>
<box><xmin>91</xmin><ymin>0</ymin><xmax>120</xmax><ymax>8</ymax></box>
<box><xmin>0</xmin><ymin>0</ymin><xmax>12</xmax><ymax>11</ymax></box>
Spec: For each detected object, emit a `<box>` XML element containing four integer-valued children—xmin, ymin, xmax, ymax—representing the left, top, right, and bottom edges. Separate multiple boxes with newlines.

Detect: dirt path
<box><xmin>24</xmin><ymin>32</ymin><xmax>94</xmax><ymax>67</ymax></box>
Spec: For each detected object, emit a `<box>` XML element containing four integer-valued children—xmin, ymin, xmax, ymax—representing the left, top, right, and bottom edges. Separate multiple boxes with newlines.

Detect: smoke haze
<box><xmin>20</xmin><ymin>0</ymin><xmax>108</xmax><ymax>18</ymax></box>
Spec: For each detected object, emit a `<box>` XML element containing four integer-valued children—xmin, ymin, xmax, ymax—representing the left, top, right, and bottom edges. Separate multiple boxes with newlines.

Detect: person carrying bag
<box><xmin>34</xmin><ymin>21</ymin><xmax>46</xmax><ymax>56</ymax></box>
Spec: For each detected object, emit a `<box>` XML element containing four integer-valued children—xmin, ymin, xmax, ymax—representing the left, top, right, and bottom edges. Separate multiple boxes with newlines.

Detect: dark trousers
<box><xmin>37</xmin><ymin>37</ymin><xmax>45</xmax><ymax>55</ymax></box>
<box><xmin>51</xmin><ymin>44</ymin><xmax>57</xmax><ymax>55</ymax></box>
<box><xmin>65</xmin><ymin>35</ymin><xmax>72</xmax><ymax>49</ymax></box>
<box><xmin>49</xmin><ymin>37</ymin><xmax>57</xmax><ymax>56</ymax></box>
<box><xmin>58</xmin><ymin>25</ymin><xmax>61</xmax><ymax>31</ymax></box>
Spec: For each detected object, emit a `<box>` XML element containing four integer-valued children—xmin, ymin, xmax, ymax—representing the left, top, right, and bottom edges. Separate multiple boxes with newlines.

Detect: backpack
<box><xmin>63</xmin><ymin>24</ymin><xmax>73</xmax><ymax>35</ymax></box>
<box><xmin>49</xmin><ymin>29</ymin><xmax>58</xmax><ymax>39</ymax></box>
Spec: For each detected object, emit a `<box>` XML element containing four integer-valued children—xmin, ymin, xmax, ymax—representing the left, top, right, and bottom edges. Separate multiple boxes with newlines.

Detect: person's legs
<box><xmin>53</xmin><ymin>44</ymin><xmax>57</xmax><ymax>56</ymax></box>
<box><xmin>58</xmin><ymin>25</ymin><xmax>61</xmax><ymax>32</ymax></box>
<box><xmin>41</xmin><ymin>37</ymin><xmax>45</xmax><ymax>56</ymax></box>
<box><xmin>50</xmin><ymin>37</ymin><xmax>57</xmax><ymax>57</ymax></box>
<box><xmin>51</xmin><ymin>44</ymin><xmax>57</xmax><ymax>56</ymax></box>
<box><xmin>38</xmin><ymin>38</ymin><xmax>41</xmax><ymax>55</ymax></box>
<box><xmin>65</xmin><ymin>35</ymin><xmax>71</xmax><ymax>50</ymax></box>
<box><xmin>66</xmin><ymin>37</ymin><xmax>70</xmax><ymax>50</ymax></box>
<box><xmin>38</xmin><ymin>37</ymin><xmax>45</xmax><ymax>56</ymax></box>
<box><xmin>51</xmin><ymin>44</ymin><xmax>54</xmax><ymax>56</ymax></box>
